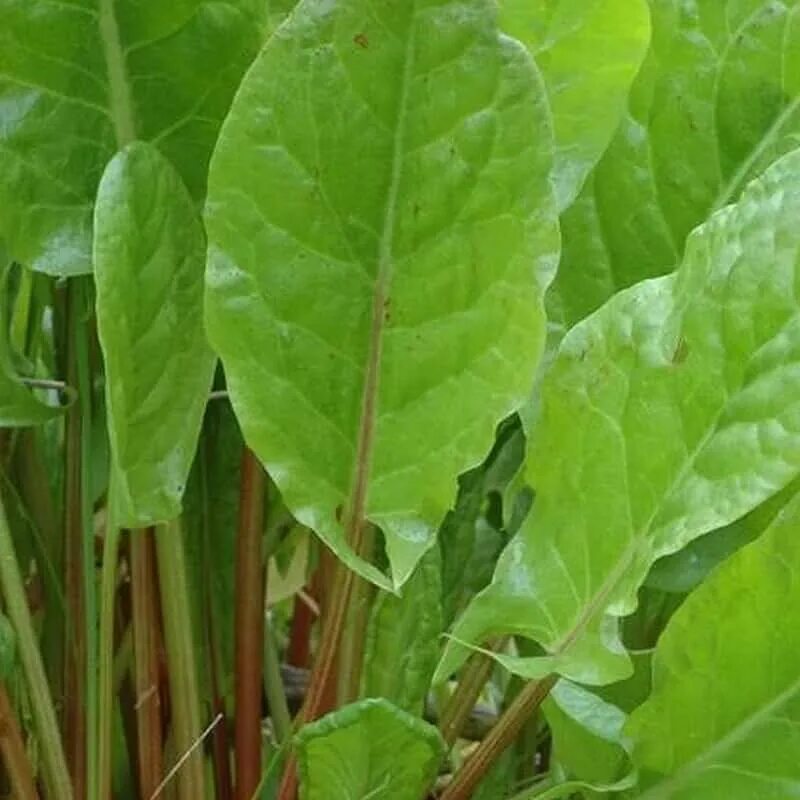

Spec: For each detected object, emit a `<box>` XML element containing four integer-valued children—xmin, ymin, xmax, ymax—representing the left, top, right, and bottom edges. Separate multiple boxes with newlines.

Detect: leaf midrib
<box><xmin>98</xmin><ymin>0</ymin><xmax>136</xmax><ymax>146</ymax></box>
<box><xmin>637</xmin><ymin>672</ymin><xmax>800</xmax><ymax>799</ymax></box>
<box><xmin>344</xmin><ymin>6</ymin><xmax>417</xmax><ymax>558</ymax></box>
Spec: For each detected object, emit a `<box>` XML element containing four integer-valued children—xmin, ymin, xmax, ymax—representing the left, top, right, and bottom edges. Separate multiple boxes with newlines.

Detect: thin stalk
<box><xmin>336</xmin><ymin>526</ymin><xmax>375</xmax><ymax>705</ymax></box>
<box><xmin>263</xmin><ymin>617</ymin><xmax>291</xmax><ymax>745</ymax></box>
<box><xmin>439</xmin><ymin>649</ymin><xmax>496</xmax><ymax>748</ymax></box>
<box><xmin>97</xmin><ymin>520</ymin><xmax>120</xmax><ymax>800</ymax></box>
<box><xmin>277</xmin><ymin>546</ymin><xmax>363</xmax><ymax>800</ymax></box>
<box><xmin>130</xmin><ymin>528</ymin><xmax>163</xmax><ymax>799</ymax></box>
<box><xmin>234</xmin><ymin>448</ymin><xmax>266</xmax><ymax>800</ymax></box>
<box><xmin>62</xmin><ymin>280</ymin><xmax>87</xmax><ymax>796</ymax></box>
<box><xmin>76</xmin><ymin>278</ymin><xmax>98</xmax><ymax>800</ymax></box>
<box><xmin>156</xmin><ymin>519</ymin><xmax>206</xmax><ymax>800</ymax></box>
<box><xmin>439</xmin><ymin>675</ymin><xmax>558</xmax><ymax>800</ymax></box>
<box><xmin>0</xmin><ymin>494</ymin><xmax>73</xmax><ymax>798</ymax></box>
<box><xmin>0</xmin><ymin>683</ymin><xmax>39</xmax><ymax>800</ymax></box>
<box><xmin>199</xmin><ymin>435</ymin><xmax>233</xmax><ymax>800</ymax></box>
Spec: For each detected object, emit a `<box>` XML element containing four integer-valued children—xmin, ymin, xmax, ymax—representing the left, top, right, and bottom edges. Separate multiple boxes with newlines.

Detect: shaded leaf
<box><xmin>205</xmin><ymin>0</ymin><xmax>558</xmax><ymax>589</ymax></box>
<box><xmin>500</xmin><ymin>0</ymin><xmax>651</xmax><ymax>210</ymax></box>
<box><xmin>94</xmin><ymin>142</ymin><xmax>214</xmax><ymax>527</ymax></box>
<box><xmin>0</xmin><ymin>0</ymin><xmax>262</xmax><ymax>275</ymax></box>
<box><xmin>549</xmin><ymin>0</ymin><xmax>800</xmax><ymax>329</ymax></box>
<box><xmin>296</xmin><ymin>698</ymin><xmax>444</xmax><ymax>800</ymax></box>
<box><xmin>627</xmin><ymin>490</ymin><xmax>800</xmax><ymax>799</ymax></box>
<box><xmin>439</xmin><ymin>148</ymin><xmax>800</xmax><ymax>685</ymax></box>
<box><xmin>362</xmin><ymin>543</ymin><xmax>442</xmax><ymax>715</ymax></box>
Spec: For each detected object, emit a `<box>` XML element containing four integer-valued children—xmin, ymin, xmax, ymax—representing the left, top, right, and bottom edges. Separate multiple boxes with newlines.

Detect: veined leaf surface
<box><xmin>500</xmin><ymin>0</ymin><xmax>651</xmax><ymax>211</ymax></box>
<box><xmin>550</xmin><ymin>0</ymin><xmax>800</xmax><ymax>329</ymax></box>
<box><xmin>0</xmin><ymin>0</ymin><xmax>262</xmax><ymax>275</ymax></box>
<box><xmin>205</xmin><ymin>0</ymin><xmax>559</xmax><ymax>588</ymax></box>
<box><xmin>439</xmin><ymin>148</ymin><xmax>800</xmax><ymax>684</ymax></box>
<box><xmin>94</xmin><ymin>142</ymin><xmax>214</xmax><ymax>527</ymax></box>
<box><xmin>296</xmin><ymin>698</ymin><xmax>443</xmax><ymax>800</ymax></box>
<box><xmin>627</xmin><ymin>492</ymin><xmax>800</xmax><ymax>799</ymax></box>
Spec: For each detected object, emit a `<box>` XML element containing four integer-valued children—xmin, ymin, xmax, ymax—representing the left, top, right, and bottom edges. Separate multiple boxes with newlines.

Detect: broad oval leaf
<box><xmin>549</xmin><ymin>0</ymin><xmax>800</xmax><ymax>329</ymax></box>
<box><xmin>627</xmin><ymin>491</ymin><xmax>800</xmax><ymax>799</ymax></box>
<box><xmin>296</xmin><ymin>698</ymin><xmax>444</xmax><ymax>800</ymax></box>
<box><xmin>0</xmin><ymin>0</ymin><xmax>262</xmax><ymax>275</ymax></box>
<box><xmin>94</xmin><ymin>142</ymin><xmax>214</xmax><ymax>527</ymax></box>
<box><xmin>438</xmin><ymin>148</ymin><xmax>800</xmax><ymax>685</ymax></box>
<box><xmin>500</xmin><ymin>0</ymin><xmax>651</xmax><ymax>211</ymax></box>
<box><xmin>205</xmin><ymin>0</ymin><xmax>559</xmax><ymax>588</ymax></box>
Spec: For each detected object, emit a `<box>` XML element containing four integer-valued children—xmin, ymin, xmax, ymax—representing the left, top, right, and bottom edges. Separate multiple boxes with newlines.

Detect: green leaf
<box><xmin>500</xmin><ymin>0</ymin><xmax>651</xmax><ymax>211</ymax></box>
<box><xmin>0</xmin><ymin>0</ymin><xmax>262</xmax><ymax>275</ymax></box>
<box><xmin>0</xmin><ymin>613</ymin><xmax>16</xmax><ymax>680</ymax></box>
<box><xmin>438</xmin><ymin>148</ymin><xmax>800</xmax><ymax>685</ymax></box>
<box><xmin>646</xmin><ymin>474</ymin><xmax>800</xmax><ymax>594</ymax></box>
<box><xmin>627</xmin><ymin>490</ymin><xmax>800</xmax><ymax>799</ymax></box>
<box><xmin>362</xmin><ymin>543</ymin><xmax>442</xmax><ymax>716</ymax></box>
<box><xmin>296</xmin><ymin>698</ymin><xmax>444</xmax><ymax>800</ymax></box>
<box><xmin>205</xmin><ymin>0</ymin><xmax>559</xmax><ymax>589</ymax></box>
<box><xmin>0</xmin><ymin>258</ymin><xmax>63</xmax><ymax>427</ymax></box>
<box><xmin>549</xmin><ymin>0</ymin><xmax>800</xmax><ymax>329</ymax></box>
<box><xmin>544</xmin><ymin>680</ymin><xmax>631</xmax><ymax>791</ymax></box>
<box><xmin>94</xmin><ymin>142</ymin><xmax>214</xmax><ymax>528</ymax></box>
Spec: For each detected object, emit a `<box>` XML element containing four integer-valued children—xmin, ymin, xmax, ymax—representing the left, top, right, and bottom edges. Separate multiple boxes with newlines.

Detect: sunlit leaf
<box><xmin>205</xmin><ymin>0</ymin><xmax>559</xmax><ymax>588</ymax></box>
<box><xmin>94</xmin><ymin>142</ymin><xmax>214</xmax><ymax>527</ymax></box>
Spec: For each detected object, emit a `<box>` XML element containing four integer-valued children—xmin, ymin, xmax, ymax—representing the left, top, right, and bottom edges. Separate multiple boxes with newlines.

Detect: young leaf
<box><xmin>544</xmin><ymin>680</ymin><xmax>631</xmax><ymax>790</ymax></box>
<box><xmin>0</xmin><ymin>258</ymin><xmax>63</xmax><ymax>426</ymax></box>
<box><xmin>627</xmin><ymin>491</ymin><xmax>800</xmax><ymax>799</ymax></box>
<box><xmin>94</xmin><ymin>142</ymin><xmax>214</xmax><ymax>527</ymax></box>
<box><xmin>549</xmin><ymin>0</ymin><xmax>800</xmax><ymax>328</ymax></box>
<box><xmin>500</xmin><ymin>0</ymin><xmax>651</xmax><ymax>210</ymax></box>
<box><xmin>0</xmin><ymin>0</ymin><xmax>262</xmax><ymax>275</ymax></box>
<box><xmin>296</xmin><ymin>698</ymin><xmax>444</xmax><ymax>800</ymax></box>
<box><xmin>439</xmin><ymin>148</ymin><xmax>800</xmax><ymax>685</ymax></box>
<box><xmin>205</xmin><ymin>0</ymin><xmax>559</xmax><ymax>588</ymax></box>
<box><xmin>362</xmin><ymin>543</ymin><xmax>442</xmax><ymax>716</ymax></box>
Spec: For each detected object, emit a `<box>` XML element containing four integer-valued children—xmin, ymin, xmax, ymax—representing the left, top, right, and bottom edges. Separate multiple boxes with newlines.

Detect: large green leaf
<box><xmin>500</xmin><ymin>0</ymin><xmax>651</xmax><ymax>211</ymax></box>
<box><xmin>549</xmin><ymin>0</ymin><xmax>800</xmax><ymax>330</ymax></box>
<box><xmin>0</xmin><ymin>0</ymin><xmax>262</xmax><ymax>275</ymax></box>
<box><xmin>627</xmin><ymin>491</ymin><xmax>800</xmax><ymax>799</ymax></box>
<box><xmin>94</xmin><ymin>142</ymin><xmax>214</xmax><ymax>527</ymax></box>
<box><xmin>362</xmin><ymin>543</ymin><xmax>441</xmax><ymax>715</ymax></box>
<box><xmin>205</xmin><ymin>0</ymin><xmax>558</xmax><ymax>588</ymax></box>
<box><xmin>438</xmin><ymin>148</ymin><xmax>800</xmax><ymax>685</ymax></box>
<box><xmin>296</xmin><ymin>698</ymin><xmax>444</xmax><ymax>800</ymax></box>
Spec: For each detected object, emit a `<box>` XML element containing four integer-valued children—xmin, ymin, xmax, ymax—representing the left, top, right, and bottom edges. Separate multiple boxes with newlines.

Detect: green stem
<box><xmin>75</xmin><ymin>279</ymin><xmax>98</xmax><ymax>800</ymax></box>
<box><xmin>96</xmin><ymin>521</ymin><xmax>120</xmax><ymax>800</ymax></box>
<box><xmin>0</xmin><ymin>493</ymin><xmax>73</xmax><ymax>798</ymax></box>
<box><xmin>263</xmin><ymin>616</ymin><xmax>291</xmax><ymax>745</ymax></box>
<box><xmin>130</xmin><ymin>528</ymin><xmax>163</xmax><ymax>799</ymax></box>
<box><xmin>156</xmin><ymin>519</ymin><xmax>207</xmax><ymax>800</ymax></box>
<box><xmin>439</xmin><ymin>649</ymin><xmax>496</xmax><ymax>748</ymax></box>
<box><xmin>439</xmin><ymin>675</ymin><xmax>558</xmax><ymax>800</ymax></box>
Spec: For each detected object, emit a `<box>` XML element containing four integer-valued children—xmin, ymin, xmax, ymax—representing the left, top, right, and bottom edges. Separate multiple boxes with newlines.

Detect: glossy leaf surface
<box><xmin>0</xmin><ymin>0</ymin><xmax>262</xmax><ymax>275</ymax></box>
<box><xmin>628</xmin><ymin>491</ymin><xmax>800</xmax><ymax>799</ymax></box>
<box><xmin>500</xmin><ymin>0</ymin><xmax>651</xmax><ymax>210</ymax></box>
<box><xmin>205</xmin><ymin>0</ymin><xmax>558</xmax><ymax>588</ymax></box>
<box><xmin>550</xmin><ymin>0</ymin><xmax>800</xmax><ymax>329</ymax></box>
<box><xmin>94</xmin><ymin>142</ymin><xmax>214</xmax><ymax>527</ymax></box>
<box><xmin>439</xmin><ymin>148</ymin><xmax>800</xmax><ymax>685</ymax></box>
<box><xmin>296</xmin><ymin>698</ymin><xmax>443</xmax><ymax>800</ymax></box>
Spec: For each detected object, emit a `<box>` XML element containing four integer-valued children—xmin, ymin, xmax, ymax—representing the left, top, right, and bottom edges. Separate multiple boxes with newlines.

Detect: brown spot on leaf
<box><xmin>672</xmin><ymin>337</ymin><xmax>689</xmax><ymax>365</ymax></box>
<box><xmin>354</xmin><ymin>33</ymin><xmax>369</xmax><ymax>49</ymax></box>
<box><xmin>335</xmin><ymin>504</ymin><xmax>344</xmax><ymax>523</ymax></box>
